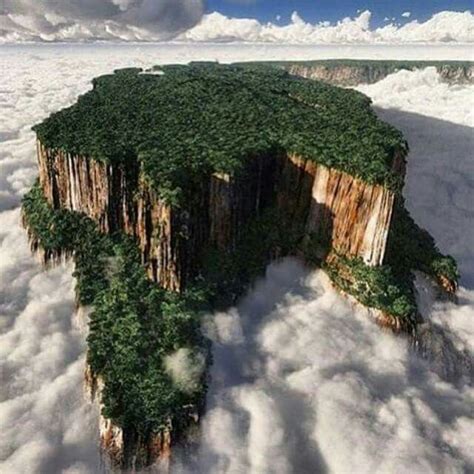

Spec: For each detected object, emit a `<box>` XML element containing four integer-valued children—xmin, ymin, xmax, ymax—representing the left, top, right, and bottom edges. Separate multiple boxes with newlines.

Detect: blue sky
<box><xmin>206</xmin><ymin>0</ymin><xmax>473</xmax><ymax>26</ymax></box>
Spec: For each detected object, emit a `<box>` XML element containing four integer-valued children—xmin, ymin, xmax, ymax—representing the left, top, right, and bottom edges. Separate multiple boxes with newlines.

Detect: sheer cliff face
<box><xmin>283</xmin><ymin>154</ymin><xmax>395</xmax><ymax>266</ymax></box>
<box><xmin>37</xmin><ymin>140</ymin><xmax>400</xmax><ymax>292</ymax></box>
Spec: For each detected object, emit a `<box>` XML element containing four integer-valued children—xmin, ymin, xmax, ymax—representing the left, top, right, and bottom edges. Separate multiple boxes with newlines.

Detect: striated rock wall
<box><xmin>283</xmin><ymin>154</ymin><xmax>395</xmax><ymax>266</ymax></box>
<box><xmin>37</xmin><ymin>140</ymin><xmax>204</xmax><ymax>291</ymax></box>
<box><xmin>285</xmin><ymin>63</ymin><xmax>474</xmax><ymax>86</ymax></box>
<box><xmin>37</xmin><ymin>140</ymin><xmax>400</xmax><ymax>290</ymax></box>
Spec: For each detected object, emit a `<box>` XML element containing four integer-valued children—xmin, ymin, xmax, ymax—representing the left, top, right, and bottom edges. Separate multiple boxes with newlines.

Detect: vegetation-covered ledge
<box><xmin>23</xmin><ymin>63</ymin><xmax>459</xmax><ymax>470</ymax></box>
<box><xmin>22</xmin><ymin>183</ymin><xmax>210</xmax><ymax>469</ymax></box>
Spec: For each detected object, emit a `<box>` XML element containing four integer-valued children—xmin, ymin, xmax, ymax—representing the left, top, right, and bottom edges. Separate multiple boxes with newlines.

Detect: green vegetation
<box><xmin>22</xmin><ymin>183</ymin><xmax>111</xmax><ymax>305</ymax></box>
<box><xmin>22</xmin><ymin>182</ymin><xmax>209</xmax><ymax>439</ymax></box>
<box><xmin>321</xmin><ymin>200</ymin><xmax>459</xmax><ymax>328</ymax></box>
<box><xmin>385</xmin><ymin>199</ymin><xmax>459</xmax><ymax>287</ymax></box>
<box><xmin>34</xmin><ymin>63</ymin><xmax>407</xmax><ymax>205</ymax></box>
<box><xmin>324</xmin><ymin>253</ymin><xmax>418</xmax><ymax>325</ymax></box>
<box><xmin>26</xmin><ymin>62</ymin><xmax>461</xmax><ymax>451</ymax></box>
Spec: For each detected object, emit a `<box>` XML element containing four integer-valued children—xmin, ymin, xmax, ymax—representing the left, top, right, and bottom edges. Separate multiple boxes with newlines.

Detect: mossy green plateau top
<box><xmin>34</xmin><ymin>63</ymin><xmax>407</xmax><ymax>199</ymax></box>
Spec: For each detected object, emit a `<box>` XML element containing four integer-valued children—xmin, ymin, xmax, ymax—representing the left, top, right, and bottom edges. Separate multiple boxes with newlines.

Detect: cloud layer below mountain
<box><xmin>0</xmin><ymin>7</ymin><xmax>473</xmax><ymax>44</ymax></box>
<box><xmin>0</xmin><ymin>46</ymin><xmax>472</xmax><ymax>473</ymax></box>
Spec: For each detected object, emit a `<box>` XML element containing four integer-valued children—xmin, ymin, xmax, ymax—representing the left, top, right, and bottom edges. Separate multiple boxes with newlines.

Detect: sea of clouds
<box><xmin>0</xmin><ymin>45</ymin><xmax>473</xmax><ymax>473</ymax></box>
<box><xmin>0</xmin><ymin>3</ymin><xmax>473</xmax><ymax>44</ymax></box>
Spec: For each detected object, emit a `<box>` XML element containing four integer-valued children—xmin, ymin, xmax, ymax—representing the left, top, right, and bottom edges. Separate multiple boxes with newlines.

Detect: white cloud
<box><xmin>0</xmin><ymin>214</ymin><xmax>100</xmax><ymax>473</ymax></box>
<box><xmin>178</xmin><ymin>10</ymin><xmax>474</xmax><ymax>44</ymax></box>
<box><xmin>357</xmin><ymin>67</ymin><xmax>474</xmax><ymax>126</ymax></box>
<box><xmin>0</xmin><ymin>46</ymin><xmax>472</xmax><ymax>473</ymax></box>
<box><xmin>402</xmin><ymin>11</ymin><xmax>412</xmax><ymax>18</ymax></box>
<box><xmin>178</xmin><ymin>259</ymin><xmax>473</xmax><ymax>473</ymax></box>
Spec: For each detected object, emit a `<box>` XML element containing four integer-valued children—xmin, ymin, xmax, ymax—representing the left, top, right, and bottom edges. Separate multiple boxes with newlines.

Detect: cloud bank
<box><xmin>0</xmin><ymin>243</ymin><xmax>100</xmax><ymax>474</ymax></box>
<box><xmin>179</xmin><ymin>10</ymin><xmax>474</xmax><ymax>44</ymax></box>
<box><xmin>1</xmin><ymin>8</ymin><xmax>473</xmax><ymax>43</ymax></box>
<box><xmin>178</xmin><ymin>260</ymin><xmax>473</xmax><ymax>474</ymax></box>
<box><xmin>0</xmin><ymin>46</ymin><xmax>472</xmax><ymax>473</ymax></box>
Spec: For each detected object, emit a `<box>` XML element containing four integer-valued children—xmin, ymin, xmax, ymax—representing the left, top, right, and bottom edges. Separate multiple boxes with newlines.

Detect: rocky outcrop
<box><xmin>84</xmin><ymin>363</ymin><xmax>175</xmax><ymax>471</ymax></box>
<box><xmin>27</xmin><ymin>57</ymin><xmax>463</xmax><ymax>471</ymax></box>
<box><xmin>37</xmin><ymin>141</ymin><xmax>401</xmax><ymax>292</ymax></box>
<box><xmin>284</xmin><ymin>63</ymin><xmax>474</xmax><ymax>86</ymax></box>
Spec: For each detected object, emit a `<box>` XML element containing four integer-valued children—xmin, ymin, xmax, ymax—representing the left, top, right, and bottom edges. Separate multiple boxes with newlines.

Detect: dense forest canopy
<box><xmin>34</xmin><ymin>63</ymin><xmax>407</xmax><ymax>202</ymax></box>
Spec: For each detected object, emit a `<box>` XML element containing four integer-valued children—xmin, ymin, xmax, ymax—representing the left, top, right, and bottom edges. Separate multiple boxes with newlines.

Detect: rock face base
<box><xmin>85</xmin><ymin>364</ymin><xmax>175</xmax><ymax>472</ymax></box>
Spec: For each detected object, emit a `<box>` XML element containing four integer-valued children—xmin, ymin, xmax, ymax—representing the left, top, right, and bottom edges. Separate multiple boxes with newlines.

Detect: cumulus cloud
<box><xmin>1</xmin><ymin>47</ymin><xmax>473</xmax><ymax>473</ymax></box>
<box><xmin>178</xmin><ymin>261</ymin><xmax>473</xmax><ymax>473</ymax></box>
<box><xmin>179</xmin><ymin>10</ymin><xmax>474</xmax><ymax>44</ymax></box>
<box><xmin>0</xmin><ymin>0</ymin><xmax>204</xmax><ymax>42</ymax></box>
<box><xmin>402</xmin><ymin>11</ymin><xmax>412</xmax><ymax>18</ymax></box>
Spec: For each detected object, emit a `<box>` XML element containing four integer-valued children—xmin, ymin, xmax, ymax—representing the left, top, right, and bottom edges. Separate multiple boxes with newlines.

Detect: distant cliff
<box><xmin>252</xmin><ymin>60</ymin><xmax>474</xmax><ymax>86</ymax></box>
<box><xmin>22</xmin><ymin>63</ymin><xmax>458</xmax><ymax>471</ymax></box>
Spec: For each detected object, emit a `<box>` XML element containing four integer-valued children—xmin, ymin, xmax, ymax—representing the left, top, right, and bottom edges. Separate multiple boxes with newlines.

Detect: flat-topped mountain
<box><xmin>22</xmin><ymin>63</ymin><xmax>458</xmax><ymax>471</ymax></box>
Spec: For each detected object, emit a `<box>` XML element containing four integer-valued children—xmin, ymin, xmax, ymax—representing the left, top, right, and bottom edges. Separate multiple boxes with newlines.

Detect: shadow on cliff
<box><xmin>373</xmin><ymin>107</ymin><xmax>474</xmax><ymax>290</ymax></box>
<box><xmin>195</xmin><ymin>175</ymin><xmax>335</xmax><ymax>473</ymax></box>
<box><xmin>374</xmin><ymin>107</ymin><xmax>474</xmax><ymax>386</ymax></box>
